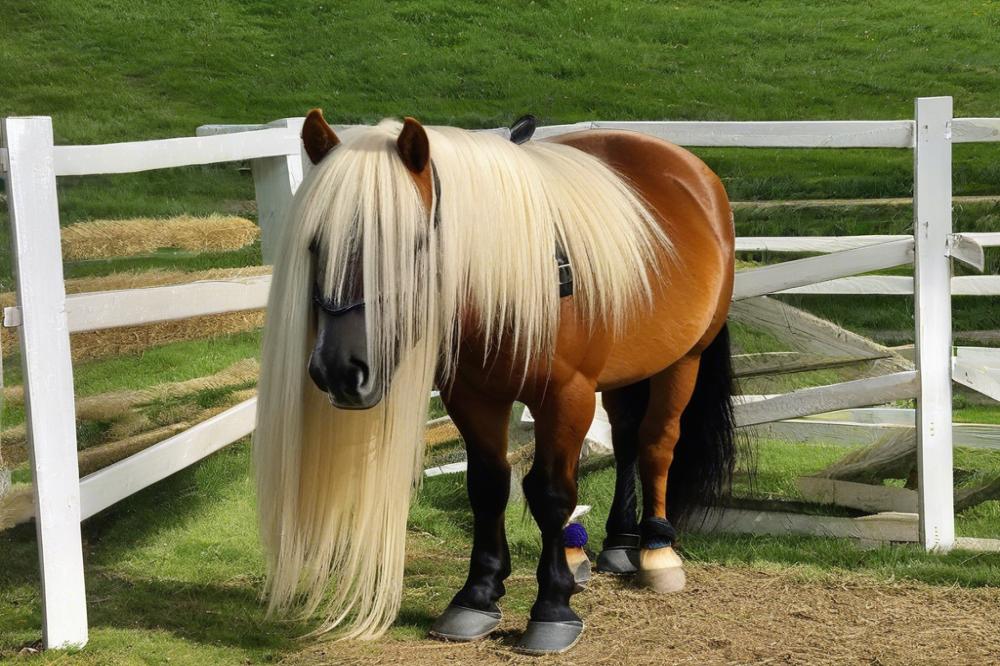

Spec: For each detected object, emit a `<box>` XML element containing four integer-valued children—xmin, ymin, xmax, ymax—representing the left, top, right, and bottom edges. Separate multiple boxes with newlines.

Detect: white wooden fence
<box><xmin>2</xmin><ymin>97</ymin><xmax>999</xmax><ymax>648</ymax></box>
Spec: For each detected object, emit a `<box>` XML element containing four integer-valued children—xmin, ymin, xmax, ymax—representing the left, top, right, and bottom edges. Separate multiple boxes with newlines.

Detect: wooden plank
<box><xmin>953</xmin><ymin>359</ymin><xmax>1000</xmax><ymax>402</ymax></box>
<box><xmin>2</xmin><ymin>117</ymin><xmax>89</xmax><ymax>649</ymax></box>
<box><xmin>774</xmin><ymin>275</ymin><xmax>1000</xmax><ymax>296</ymax></box>
<box><xmin>735</xmin><ymin>235</ymin><xmax>905</xmax><ymax>253</ymax></box>
<box><xmin>913</xmin><ymin>96</ymin><xmax>955</xmax><ymax>552</ymax></box>
<box><xmin>947</xmin><ymin>234</ymin><xmax>986</xmax><ymax>272</ymax></box>
<box><xmin>757</xmin><ymin>416</ymin><xmax>1000</xmax><ymax>450</ymax></box>
<box><xmin>52</xmin><ymin>128</ymin><xmax>300</xmax><ymax>176</ymax></box>
<box><xmin>952</xmin><ymin>117</ymin><xmax>1000</xmax><ymax>143</ymax></box>
<box><xmin>4</xmin><ymin>275</ymin><xmax>271</xmax><ymax>332</ymax></box>
<box><xmin>79</xmin><ymin>398</ymin><xmax>257</xmax><ymax>520</ymax></box>
<box><xmin>587</xmin><ymin>120</ymin><xmax>915</xmax><ymax>148</ymax></box>
<box><xmin>953</xmin><ymin>537</ymin><xmax>1000</xmax><ymax>552</ymax></box>
<box><xmin>729</xmin><ymin>297</ymin><xmax>912</xmax><ymax>373</ymax></box>
<box><xmin>955</xmin><ymin>231</ymin><xmax>1000</xmax><ymax>247</ymax></box>
<box><xmin>796</xmin><ymin>477</ymin><xmax>918</xmax><ymax>513</ymax></box>
<box><xmin>732</xmin><ymin>351</ymin><xmax>889</xmax><ymax>378</ymax></box>
<box><xmin>251</xmin><ymin>118</ymin><xmax>306</xmax><ymax>264</ymax></box>
<box><xmin>732</xmin><ymin>238</ymin><xmax>914</xmax><ymax>301</ymax></box>
<box><xmin>734</xmin><ymin>371</ymin><xmax>919</xmax><ymax>428</ymax></box>
<box><xmin>691</xmin><ymin>506</ymin><xmax>918</xmax><ymax>542</ymax></box>
<box><xmin>955</xmin><ymin>346</ymin><xmax>1000</xmax><ymax>368</ymax></box>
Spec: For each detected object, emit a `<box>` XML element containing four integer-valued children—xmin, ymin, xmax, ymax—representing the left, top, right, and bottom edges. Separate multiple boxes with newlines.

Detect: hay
<box><xmin>1</xmin><ymin>267</ymin><xmax>271</xmax><ymax>362</ymax></box>
<box><xmin>292</xmin><ymin>553</ymin><xmax>1000</xmax><ymax>665</ymax></box>
<box><xmin>61</xmin><ymin>214</ymin><xmax>259</xmax><ymax>261</ymax></box>
<box><xmin>1</xmin><ymin>359</ymin><xmax>259</xmax><ymax>467</ymax></box>
<box><xmin>424</xmin><ymin>420</ymin><xmax>461</xmax><ymax>448</ymax></box>
<box><xmin>0</xmin><ymin>485</ymin><xmax>33</xmax><ymax>531</ymax></box>
<box><xmin>1</xmin><ymin>394</ymin><xmax>257</xmax><ymax>530</ymax></box>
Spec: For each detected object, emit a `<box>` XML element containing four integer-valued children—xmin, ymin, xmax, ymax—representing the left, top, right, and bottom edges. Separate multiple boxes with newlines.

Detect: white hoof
<box><xmin>637</xmin><ymin>547</ymin><xmax>686</xmax><ymax>593</ymax></box>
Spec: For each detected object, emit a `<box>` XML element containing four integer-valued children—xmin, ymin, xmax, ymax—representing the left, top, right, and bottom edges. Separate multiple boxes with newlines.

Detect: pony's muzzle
<box><xmin>309</xmin><ymin>305</ymin><xmax>383</xmax><ymax>410</ymax></box>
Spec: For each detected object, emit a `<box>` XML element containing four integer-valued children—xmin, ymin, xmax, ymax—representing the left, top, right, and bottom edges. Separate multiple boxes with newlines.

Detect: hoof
<box><xmin>513</xmin><ymin>620</ymin><xmax>584</xmax><ymax>655</ymax></box>
<box><xmin>637</xmin><ymin>546</ymin><xmax>686</xmax><ymax>594</ymax></box>
<box><xmin>571</xmin><ymin>557</ymin><xmax>592</xmax><ymax>594</ymax></box>
<box><xmin>596</xmin><ymin>546</ymin><xmax>639</xmax><ymax>575</ymax></box>
<box><xmin>428</xmin><ymin>604</ymin><xmax>502</xmax><ymax>642</ymax></box>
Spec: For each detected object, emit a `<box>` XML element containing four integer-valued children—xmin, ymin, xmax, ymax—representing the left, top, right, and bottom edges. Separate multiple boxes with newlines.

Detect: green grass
<box><xmin>2</xmin><ymin>1</ymin><xmax>1000</xmax><ymax>659</ymax></box>
<box><xmin>3</xmin><ymin>0</ymin><xmax>1000</xmax><ymax>233</ymax></box>
<box><xmin>5</xmin><ymin>439</ymin><xmax>1000</xmax><ymax>663</ymax></box>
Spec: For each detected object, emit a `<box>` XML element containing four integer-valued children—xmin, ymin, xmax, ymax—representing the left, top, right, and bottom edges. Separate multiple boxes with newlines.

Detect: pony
<box><xmin>253</xmin><ymin>109</ymin><xmax>736</xmax><ymax>654</ymax></box>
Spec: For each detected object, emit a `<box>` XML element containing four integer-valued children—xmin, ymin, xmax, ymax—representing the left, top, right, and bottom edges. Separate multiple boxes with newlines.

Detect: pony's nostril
<box><xmin>353</xmin><ymin>360</ymin><xmax>370</xmax><ymax>388</ymax></box>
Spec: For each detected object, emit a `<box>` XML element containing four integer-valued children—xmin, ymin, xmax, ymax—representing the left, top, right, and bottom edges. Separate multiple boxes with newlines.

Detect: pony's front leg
<box><xmin>515</xmin><ymin>378</ymin><xmax>595</xmax><ymax>655</ymax></box>
<box><xmin>429</xmin><ymin>384</ymin><xmax>513</xmax><ymax>643</ymax></box>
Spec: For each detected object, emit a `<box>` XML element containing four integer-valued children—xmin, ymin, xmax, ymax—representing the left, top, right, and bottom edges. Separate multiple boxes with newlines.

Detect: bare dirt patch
<box><xmin>289</xmin><ymin>564</ymin><xmax>1000</xmax><ymax>665</ymax></box>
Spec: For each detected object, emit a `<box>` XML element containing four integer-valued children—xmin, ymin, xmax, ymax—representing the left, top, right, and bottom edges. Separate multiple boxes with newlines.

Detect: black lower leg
<box><xmin>522</xmin><ymin>464</ymin><xmax>580</xmax><ymax>623</ymax></box>
<box><xmin>603</xmin><ymin>381</ymin><xmax>648</xmax><ymax>541</ymax></box>
<box><xmin>452</xmin><ymin>452</ymin><xmax>512</xmax><ymax>612</ymax></box>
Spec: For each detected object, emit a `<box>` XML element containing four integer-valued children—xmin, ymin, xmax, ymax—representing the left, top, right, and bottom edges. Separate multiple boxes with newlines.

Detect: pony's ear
<box><xmin>396</xmin><ymin>117</ymin><xmax>430</xmax><ymax>173</ymax></box>
<box><xmin>302</xmin><ymin>108</ymin><xmax>340</xmax><ymax>165</ymax></box>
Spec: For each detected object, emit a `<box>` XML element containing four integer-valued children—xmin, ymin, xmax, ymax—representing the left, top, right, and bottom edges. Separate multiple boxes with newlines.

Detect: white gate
<box><xmin>2</xmin><ymin>97</ymin><xmax>999</xmax><ymax>648</ymax></box>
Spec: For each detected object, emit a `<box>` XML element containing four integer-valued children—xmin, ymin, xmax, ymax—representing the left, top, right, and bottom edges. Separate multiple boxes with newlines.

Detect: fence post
<box><xmin>2</xmin><ymin>117</ymin><xmax>89</xmax><ymax>647</ymax></box>
<box><xmin>251</xmin><ymin>117</ymin><xmax>306</xmax><ymax>264</ymax></box>
<box><xmin>912</xmin><ymin>97</ymin><xmax>955</xmax><ymax>552</ymax></box>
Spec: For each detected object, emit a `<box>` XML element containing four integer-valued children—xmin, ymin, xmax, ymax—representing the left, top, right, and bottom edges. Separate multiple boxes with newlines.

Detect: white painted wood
<box><xmin>796</xmin><ymin>477</ymin><xmax>918</xmax><ymax>513</ymax></box>
<box><xmin>52</xmin><ymin>128</ymin><xmax>300</xmax><ymax>176</ymax></box>
<box><xmin>732</xmin><ymin>351</ymin><xmax>890</xmax><ymax>377</ymax></box>
<box><xmin>79</xmin><ymin>398</ymin><xmax>257</xmax><ymax>519</ymax></box>
<box><xmin>955</xmin><ymin>346</ymin><xmax>1000</xmax><ymax>368</ymax></box>
<box><xmin>773</xmin><ymin>275</ymin><xmax>1000</xmax><ymax>296</ymax></box>
<box><xmin>198</xmin><ymin>117</ymin><xmax>1000</xmax><ymax>149</ymax></box>
<box><xmin>541</xmin><ymin>120</ymin><xmax>917</xmax><ymax>148</ymax></box>
<box><xmin>423</xmin><ymin>461</ymin><xmax>468</xmax><ymax>478</ymax></box>
<box><xmin>735</xmin><ymin>235</ymin><xmax>905</xmax><ymax>253</ymax></box>
<box><xmin>913</xmin><ymin>97</ymin><xmax>956</xmax><ymax>552</ymax></box>
<box><xmin>734</xmin><ymin>371</ymin><xmax>919</xmax><ymax>428</ymax></box>
<box><xmin>953</xmin><ymin>359</ymin><xmax>1000</xmax><ymax>402</ymax></box>
<box><xmin>947</xmin><ymin>234</ymin><xmax>986</xmax><ymax>271</ymax></box>
<box><xmin>252</xmin><ymin>118</ymin><xmax>307</xmax><ymax>263</ymax></box>
<box><xmin>732</xmin><ymin>238</ymin><xmax>914</xmax><ymax>301</ymax></box>
<box><xmin>728</xmin><ymin>297</ymin><xmax>912</xmax><ymax>372</ymax></box>
<box><xmin>2</xmin><ymin>117</ymin><xmax>88</xmax><ymax>649</ymax></box>
<box><xmin>691</xmin><ymin>506</ymin><xmax>919</xmax><ymax>542</ymax></box>
<box><xmin>756</xmin><ymin>419</ymin><xmax>1000</xmax><ymax>450</ymax></box>
<box><xmin>196</xmin><ymin>124</ymin><xmax>268</xmax><ymax>136</ymax></box>
<box><xmin>955</xmin><ymin>231</ymin><xmax>1000</xmax><ymax>247</ymax></box>
<box><xmin>952</xmin><ymin>117</ymin><xmax>1000</xmax><ymax>143</ymax></box>
<box><xmin>4</xmin><ymin>275</ymin><xmax>272</xmax><ymax>332</ymax></box>
<box><xmin>953</xmin><ymin>537</ymin><xmax>1000</xmax><ymax>552</ymax></box>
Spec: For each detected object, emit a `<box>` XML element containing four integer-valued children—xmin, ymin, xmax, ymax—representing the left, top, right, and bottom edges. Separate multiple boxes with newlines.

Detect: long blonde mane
<box><xmin>254</xmin><ymin>120</ymin><xmax>670</xmax><ymax>639</ymax></box>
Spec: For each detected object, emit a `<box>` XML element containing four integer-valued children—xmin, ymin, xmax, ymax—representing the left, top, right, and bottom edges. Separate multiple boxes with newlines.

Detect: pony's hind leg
<box><xmin>635</xmin><ymin>356</ymin><xmax>701</xmax><ymax>594</ymax></box>
<box><xmin>513</xmin><ymin>377</ymin><xmax>595</xmax><ymax>655</ymax></box>
<box><xmin>595</xmin><ymin>380</ymin><xmax>650</xmax><ymax>575</ymax></box>
<box><xmin>429</xmin><ymin>383</ymin><xmax>513</xmax><ymax>643</ymax></box>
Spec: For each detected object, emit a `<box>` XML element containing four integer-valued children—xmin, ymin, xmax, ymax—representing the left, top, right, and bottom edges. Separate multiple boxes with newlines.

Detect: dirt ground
<box><xmin>287</xmin><ymin>564</ymin><xmax>1000</xmax><ymax>665</ymax></box>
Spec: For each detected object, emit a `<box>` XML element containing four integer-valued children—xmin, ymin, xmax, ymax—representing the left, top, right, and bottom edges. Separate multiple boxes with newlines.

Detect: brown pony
<box><xmin>253</xmin><ymin>110</ymin><xmax>735</xmax><ymax>655</ymax></box>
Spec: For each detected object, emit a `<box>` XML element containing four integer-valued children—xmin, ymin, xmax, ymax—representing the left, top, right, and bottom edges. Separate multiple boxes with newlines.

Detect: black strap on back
<box><xmin>509</xmin><ymin>114</ymin><xmax>537</xmax><ymax>144</ymax></box>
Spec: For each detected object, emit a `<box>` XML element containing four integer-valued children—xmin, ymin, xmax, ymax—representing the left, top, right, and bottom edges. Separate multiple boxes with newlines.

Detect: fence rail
<box><xmin>2</xmin><ymin>96</ymin><xmax>997</xmax><ymax>649</ymax></box>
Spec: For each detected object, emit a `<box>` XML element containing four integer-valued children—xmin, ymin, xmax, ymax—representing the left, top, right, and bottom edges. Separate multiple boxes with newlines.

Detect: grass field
<box><xmin>1</xmin><ymin>0</ymin><xmax>1000</xmax><ymax>662</ymax></box>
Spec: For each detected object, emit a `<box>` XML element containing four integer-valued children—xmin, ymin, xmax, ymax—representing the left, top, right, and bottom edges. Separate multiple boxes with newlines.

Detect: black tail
<box><xmin>667</xmin><ymin>323</ymin><xmax>741</xmax><ymax>527</ymax></box>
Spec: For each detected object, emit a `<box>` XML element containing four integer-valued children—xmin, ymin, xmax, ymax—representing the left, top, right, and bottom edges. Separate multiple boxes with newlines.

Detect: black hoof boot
<box><xmin>596</xmin><ymin>533</ymin><xmax>640</xmax><ymax>575</ymax></box>
<box><xmin>428</xmin><ymin>604</ymin><xmax>502</xmax><ymax>642</ymax></box>
<box><xmin>513</xmin><ymin>620</ymin><xmax>584</xmax><ymax>655</ymax></box>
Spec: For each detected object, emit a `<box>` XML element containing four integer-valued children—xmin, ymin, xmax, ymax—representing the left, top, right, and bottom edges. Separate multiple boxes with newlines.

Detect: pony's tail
<box><xmin>667</xmin><ymin>323</ymin><xmax>741</xmax><ymax>527</ymax></box>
